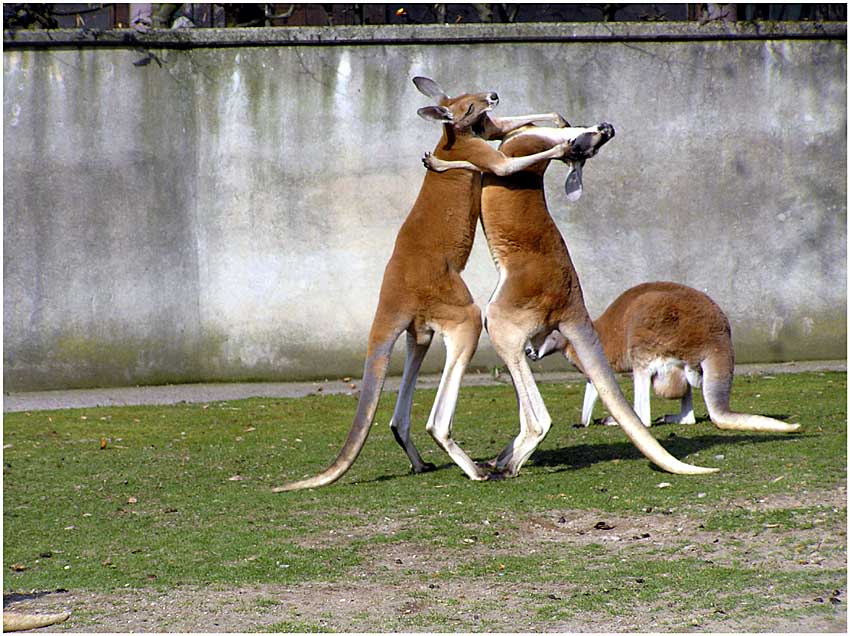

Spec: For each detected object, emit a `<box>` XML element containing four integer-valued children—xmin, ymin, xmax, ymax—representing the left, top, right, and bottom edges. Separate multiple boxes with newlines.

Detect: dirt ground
<box><xmin>5</xmin><ymin>487</ymin><xmax>846</xmax><ymax>633</ymax></box>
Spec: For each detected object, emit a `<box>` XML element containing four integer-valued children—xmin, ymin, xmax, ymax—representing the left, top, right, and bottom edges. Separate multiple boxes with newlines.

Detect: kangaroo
<box><xmin>425</xmin><ymin>124</ymin><xmax>717</xmax><ymax>476</ymax></box>
<box><xmin>526</xmin><ymin>281</ymin><xmax>801</xmax><ymax>433</ymax></box>
<box><xmin>528</xmin><ymin>313</ymin><xmax>694</xmax><ymax>425</ymax></box>
<box><xmin>274</xmin><ymin>78</ymin><xmax>572</xmax><ymax>491</ymax></box>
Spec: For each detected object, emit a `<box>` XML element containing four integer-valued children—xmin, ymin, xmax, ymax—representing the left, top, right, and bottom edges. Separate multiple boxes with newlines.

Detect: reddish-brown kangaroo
<box><xmin>527</xmin><ymin>281</ymin><xmax>801</xmax><ymax>433</ymax></box>
<box><xmin>426</xmin><ymin>125</ymin><xmax>717</xmax><ymax>476</ymax></box>
<box><xmin>274</xmin><ymin>78</ymin><xmax>572</xmax><ymax>491</ymax></box>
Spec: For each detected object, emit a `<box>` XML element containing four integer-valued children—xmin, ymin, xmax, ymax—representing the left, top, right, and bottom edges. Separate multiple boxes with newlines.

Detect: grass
<box><xmin>3</xmin><ymin>370</ymin><xmax>846</xmax><ymax>631</ymax></box>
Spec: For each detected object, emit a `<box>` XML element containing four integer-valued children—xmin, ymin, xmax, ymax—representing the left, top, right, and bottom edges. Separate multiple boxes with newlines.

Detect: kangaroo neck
<box><xmin>441</xmin><ymin>124</ymin><xmax>457</xmax><ymax>149</ymax></box>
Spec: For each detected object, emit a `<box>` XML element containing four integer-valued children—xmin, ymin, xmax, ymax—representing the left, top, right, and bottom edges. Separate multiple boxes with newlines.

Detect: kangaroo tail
<box><xmin>701</xmin><ymin>351</ymin><xmax>800</xmax><ymax>433</ymax></box>
<box><xmin>3</xmin><ymin>611</ymin><xmax>71</xmax><ymax>632</ymax></box>
<box><xmin>560</xmin><ymin>319</ymin><xmax>718</xmax><ymax>475</ymax></box>
<box><xmin>272</xmin><ymin>319</ymin><xmax>406</xmax><ymax>492</ymax></box>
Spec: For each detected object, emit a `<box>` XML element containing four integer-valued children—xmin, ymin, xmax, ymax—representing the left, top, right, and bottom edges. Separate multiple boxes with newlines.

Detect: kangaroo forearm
<box><xmin>483</xmin><ymin>112</ymin><xmax>568</xmax><ymax>139</ymax></box>
<box><xmin>423</xmin><ymin>145</ymin><xmax>565</xmax><ymax>176</ymax></box>
<box><xmin>425</xmin><ymin>157</ymin><xmax>482</xmax><ymax>173</ymax></box>
<box><xmin>494</xmin><ymin>145</ymin><xmax>563</xmax><ymax>175</ymax></box>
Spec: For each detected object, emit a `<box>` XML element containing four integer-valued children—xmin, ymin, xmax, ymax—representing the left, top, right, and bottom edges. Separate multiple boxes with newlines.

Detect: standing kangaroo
<box><xmin>425</xmin><ymin>125</ymin><xmax>717</xmax><ymax>476</ymax></box>
<box><xmin>274</xmin><ymin>78</ymin><xmax>571</xmax><ymax>491</ymax></box>
<box><xmin>526</xmin><ymin>281</ymin><xmax>801</xmax><ymax>433</ymax></box>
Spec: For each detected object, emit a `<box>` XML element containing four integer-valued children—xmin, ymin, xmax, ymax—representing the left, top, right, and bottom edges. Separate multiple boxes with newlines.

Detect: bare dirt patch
<box><xmin>7</xmin><ymin>491</ymin><xmax>845</xmax><ymax>633</ymax></box>
<box><xmin>5</xmin><ymin>577</ymin><xmax>844</xmax><ymax>633</ymax></box>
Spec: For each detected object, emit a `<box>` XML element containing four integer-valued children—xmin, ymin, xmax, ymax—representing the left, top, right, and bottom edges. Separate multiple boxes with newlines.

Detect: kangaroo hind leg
<box><xmin>662</xmin><ymin>383</ymin><xmax>696</xmax><ymax>424</ymax></box>
<box><xmin>488</xmin><ymin>316</ymin><xmax>551</xmax><ymax>478</ymax></box>
<box><xmin>390</xmin><ymin>330</ymin><xmax>437</xmax><ymax>473</ymax></box>
<box><xmin>424</xmin><ymin>302</ymin><xmax>489</xmax><ymax>480</ymax></box>
<box><xmin>580</xmin><ymin>381</ymin><xmax>599</xmax><ymax>426</ymax></box>
<box><xmin>658</xmin><ymin>366</ymin><xmax>696</xmax><ymax>424</ymax></box>
<box><xmin>632</xmin><ymin>367</ymin><xmax>653</xmax><ymax>426</ymax></box>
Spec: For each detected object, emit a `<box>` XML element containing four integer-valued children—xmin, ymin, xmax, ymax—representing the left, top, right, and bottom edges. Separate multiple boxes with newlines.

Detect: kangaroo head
<box><xmin>561</xmin><ymin>123</ymin><xmax>615</xmax><ymax>161</ymax></box>
<box><xmin>413</xmin><ymin>76</ymin><xmax>499</xmax><ymax>133</ymax></box>
<box><xmin>560</xmin><ymin>122</ymin><xmax>614</xmax><ymax>201</ymax></box>
<box><xmin>499</xmin><ymin>123</ymin><xmax>615</xmax><ymax>201</ymax></box>
<box><xmin>525</xmin><ymin>329</ymin><xmax>569</xmax><ymax>361</ymax></box>
<box><xmin>525</xmin><ymin>328</ymin><xmax>587</xmax><ymax>375</ymax></box>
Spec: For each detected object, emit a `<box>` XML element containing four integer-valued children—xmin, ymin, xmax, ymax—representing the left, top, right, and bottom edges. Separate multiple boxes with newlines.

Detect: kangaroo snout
<box><xmin>525</xmin><ymin>346</ymin><xmax>539</xmax><ymax>361</ymax></box>
<box><xmin>569</xmin><ymin>123</ymin><xmax>615</xmax><ymax>159</ymax></box>
<box><xmin>488</xmin><ymin>92</ymin><xmax>499</xmax><ymax>106</ymax></box>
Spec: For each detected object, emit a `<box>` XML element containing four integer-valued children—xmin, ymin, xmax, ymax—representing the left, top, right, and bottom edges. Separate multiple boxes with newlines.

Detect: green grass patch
<box><xmin>3</xmin><ymin>371</ymin><xmax>846</xmax><ymax>631</ymax></box>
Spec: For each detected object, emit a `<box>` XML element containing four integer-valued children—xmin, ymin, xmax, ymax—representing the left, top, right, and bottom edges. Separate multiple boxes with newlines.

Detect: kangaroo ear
<box><xmin>417</xmin><ymin>105</ymin><xmax>453</xmax><ymax>123</ymax></box>
<box><xmin>564</xmin><ymin>159</ymin><xmax>585</xmax><ymax>202</ymax></box>
<box><xmin>413</xmin><ymin>76</ymin><xmax>448</xmax><ymax>101</ymax></box>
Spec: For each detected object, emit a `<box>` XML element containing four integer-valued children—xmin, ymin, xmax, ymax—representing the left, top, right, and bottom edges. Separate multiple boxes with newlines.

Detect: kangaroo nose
<box><xmin>599</xmin><ymin>122</ymin><xmax>615</xmax><ymax>138</ymax></box>
<box><xmin>525</xmin><ymin>347</ymin><xmax>538</xmax><ymax>360</ymax></box>
<box><xmin>489</xmin><ymin>92</ymin><xmax>499</xmax><ymax>103</ymax></box>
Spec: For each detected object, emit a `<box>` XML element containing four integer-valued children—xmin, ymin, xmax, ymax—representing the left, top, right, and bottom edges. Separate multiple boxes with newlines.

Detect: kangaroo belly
<box><xmin>642</xmin><ymin>357</ymin><xmax>702</xmax><ymax>399</ymax></box>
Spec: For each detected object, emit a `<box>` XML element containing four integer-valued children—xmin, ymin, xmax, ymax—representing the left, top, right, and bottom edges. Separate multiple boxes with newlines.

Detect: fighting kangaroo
<box><xmin>425</xmin><ymin>124</ymin><xmax>717</xmax><ymax>476</ymax></box>
<box><xmin>274</xmin><ymin>78</ymin><xmax>572</xmax><ymax>491</ymax></box>
<box><xmin>526</xmin><ymin>281</ymin><xmax>801</xmax><ymax>433</ymax></box>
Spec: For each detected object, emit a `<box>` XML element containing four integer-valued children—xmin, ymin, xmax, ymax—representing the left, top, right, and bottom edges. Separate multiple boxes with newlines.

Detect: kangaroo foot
<box><xmin>663</xmin><ymin>413</ymin><xmax>696</xmax><ymax>425</ymax></box>
<box><xmin>477</xmin><ymin>458</ymin><xmax>499</xmax><ymax>471</ymax></box>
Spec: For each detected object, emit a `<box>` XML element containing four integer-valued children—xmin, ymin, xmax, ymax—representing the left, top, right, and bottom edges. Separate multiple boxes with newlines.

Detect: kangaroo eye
<box><xmin>465</xmin><ymin>104</ymin><xmax>475</xmax><ymax>117</ymax></box>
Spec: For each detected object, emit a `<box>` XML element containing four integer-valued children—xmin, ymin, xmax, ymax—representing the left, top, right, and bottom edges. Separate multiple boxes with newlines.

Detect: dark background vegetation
<box><xmin>3</xmin><ymin>2</ymin><xmax>846</xmax><ymax>31</ymax></box>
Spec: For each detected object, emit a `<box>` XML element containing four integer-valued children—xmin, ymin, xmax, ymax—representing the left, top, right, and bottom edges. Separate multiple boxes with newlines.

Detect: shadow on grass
<box><xmin>531</xmin><ymin>432</ymin><xmax>810</xmax><ymax>472</ymax></box>
<box><xmin>587</xmin><ymin>414</ymin><xmax>794</xmax><ymax>427</ymax></box>
<box><xmin>358</xmin><ymin>428</ymin><xmax>810</xmax><ymax>484</ymax></box>
<box><xmin>3</xmin><ymin>589</ymin><xmax>68</xmax><ymax>607</ymax></box>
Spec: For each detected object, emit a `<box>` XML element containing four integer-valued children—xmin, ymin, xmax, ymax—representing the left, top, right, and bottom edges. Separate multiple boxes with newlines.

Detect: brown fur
<box><xmin>573</xmin><ymin>282</ymin><xmax>732</xmax><ymax>372</ymax></box>
<box><xmin>274</xmin><ymin>79</ymin><xmax>570</xmax><ymax>491</ymax></box>
<box><xmin>428</xmin><ymin>124</ymin><xmax>718</xmax><ymax>475</ymax></box>
<box><xmin>559</xmin><ymin>282</ymin><xmax>800</xmax><ymax>432</ymax></box>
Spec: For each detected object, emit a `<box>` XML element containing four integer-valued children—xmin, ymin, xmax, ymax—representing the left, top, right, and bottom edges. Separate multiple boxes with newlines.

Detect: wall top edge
<box><xmin>3</xmin><ymin>21</ymin><xmax>846</xmax><ymax>49</ymax></box>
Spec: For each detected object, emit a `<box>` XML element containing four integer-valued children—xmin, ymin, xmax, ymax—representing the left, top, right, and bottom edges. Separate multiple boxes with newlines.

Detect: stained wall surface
<box><xmin>4</xmin><ymin>23</ymin><xmax>846</xmax><ymax>390</ymax></box>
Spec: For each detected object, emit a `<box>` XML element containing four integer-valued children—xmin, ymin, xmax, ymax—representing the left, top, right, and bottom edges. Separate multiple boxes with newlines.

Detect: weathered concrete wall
<box><xmin>4</xmin><ymin>23</ymin><xmax>846</xmax><ymax>391</ymax></box>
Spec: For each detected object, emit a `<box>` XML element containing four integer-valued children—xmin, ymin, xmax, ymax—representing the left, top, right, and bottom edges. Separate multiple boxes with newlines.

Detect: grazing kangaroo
<box><xmin>274</xmin><ymin>78</ymin><xmax>572</xmax><ymax>491</ymax></box>
<box><xmin>425</xmin><ymin>125</ymin><xmax>717</xmax><ymax>476</ymax></box>
<box><xmin>526</xmin><ymin>281</ymin><xmax>801</xmax><ymax>433</ymax></box>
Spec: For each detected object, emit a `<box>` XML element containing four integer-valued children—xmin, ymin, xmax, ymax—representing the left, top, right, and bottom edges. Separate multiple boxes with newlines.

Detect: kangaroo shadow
<box><xmin>531</xmin><ymin>430</ymin><xmax>810</xmax><ymax>473</ymax></box>
<box><xmin>3</xmin><ymin>589</ymin><xmax>68</xmax><ymax>608</ymax></box>
<box><xmin>363</xmin><ymin>461</ymin><xmax>462</xmax><ymax>484</ymax></box>
<box><xmin>360</xmin><ymin>419</ymin><xmax>806</xmax><ymax>483</ymax></box>
<box><xmin>647</xmin><ymin>414</ymin><xmax>794</xmax><ymax>426</ymax></box>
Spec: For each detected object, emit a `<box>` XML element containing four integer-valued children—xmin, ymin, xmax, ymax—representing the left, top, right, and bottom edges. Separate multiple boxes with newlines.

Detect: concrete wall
<box><xmin>4</xmin><ymin>22</ymin><xmax>846</xmax><ymax>391</ymax></box>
